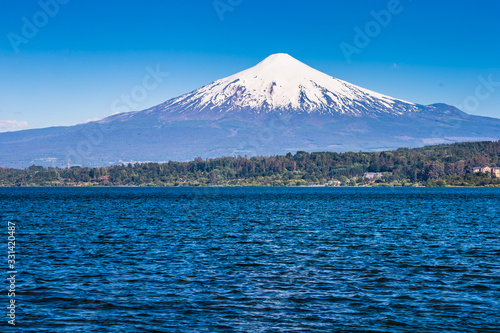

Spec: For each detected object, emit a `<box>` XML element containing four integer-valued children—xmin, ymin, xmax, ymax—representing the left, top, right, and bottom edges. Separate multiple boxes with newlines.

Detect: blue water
<box><xmin>1</xmin><ymin>187</ymin><xmax>499</xmax><ymax>332</ymax></box>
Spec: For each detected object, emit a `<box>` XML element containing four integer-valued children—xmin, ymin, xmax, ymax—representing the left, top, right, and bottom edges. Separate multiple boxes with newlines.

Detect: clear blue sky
<box><xmin>1</xmin><ymin>0</ymin><xmax>499</xmax><ymax>132</ymax></box>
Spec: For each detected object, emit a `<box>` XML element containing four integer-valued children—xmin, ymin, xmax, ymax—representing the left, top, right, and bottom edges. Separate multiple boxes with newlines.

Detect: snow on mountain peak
<box><xmin>161</xmin><ymin>53</ymin><xmax>418</xmax><ymax>117</ymax></box>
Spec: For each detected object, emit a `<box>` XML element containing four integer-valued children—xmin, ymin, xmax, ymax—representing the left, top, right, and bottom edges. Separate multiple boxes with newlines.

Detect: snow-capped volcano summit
<box><xmin>2</xmin><ymin>53</ymin><xmax>499</xmax><ymax>168</ymax></box>
<box><xmin>148</xmin><ymin>53</ymin><xmax>420</xmax><ymax>118</ymax></box>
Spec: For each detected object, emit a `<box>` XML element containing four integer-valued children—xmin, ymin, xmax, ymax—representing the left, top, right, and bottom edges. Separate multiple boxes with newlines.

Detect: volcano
<box><xmin>1</xmin><ymin>53</ymin><xmax>499</xmax><ymax>168</ymax></box>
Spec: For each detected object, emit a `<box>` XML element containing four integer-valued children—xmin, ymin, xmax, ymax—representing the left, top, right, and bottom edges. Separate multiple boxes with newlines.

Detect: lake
<box><xmin>1</xmin><ymin>187</ymin><xmax>499</xmax><ymax>332</ymax></box>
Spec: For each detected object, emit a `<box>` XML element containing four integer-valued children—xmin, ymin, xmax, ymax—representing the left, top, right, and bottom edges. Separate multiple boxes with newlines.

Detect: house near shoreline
<box><xmin>363</xmin><ymin>172</ymin><xmax>384</xmax><ymax>181</ymax></box>
<box><xmin>473</xmin><ymin>167</ymin><xmax>500</xmax><ymax>177</ymax></box>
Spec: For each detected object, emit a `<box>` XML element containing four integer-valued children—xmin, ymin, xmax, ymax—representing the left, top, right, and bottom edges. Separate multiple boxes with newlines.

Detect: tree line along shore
<box><xmin>1</xmin><ymin>141</ymin><xmax>499</xmax><ymax>187</ymax></box>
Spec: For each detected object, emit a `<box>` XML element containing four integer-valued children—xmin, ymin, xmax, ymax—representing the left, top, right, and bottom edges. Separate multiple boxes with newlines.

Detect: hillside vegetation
<box><xmin>0</xmin><ymin>141</ymin><xmax>499</xmax><ymax>187</ymax></box>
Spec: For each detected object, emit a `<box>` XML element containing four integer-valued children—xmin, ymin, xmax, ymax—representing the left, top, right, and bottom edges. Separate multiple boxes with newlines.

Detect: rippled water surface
<box><xmin>1</xmin><ymin>187</ymin><xmax>499</xmax><ymax>332</ymax></box>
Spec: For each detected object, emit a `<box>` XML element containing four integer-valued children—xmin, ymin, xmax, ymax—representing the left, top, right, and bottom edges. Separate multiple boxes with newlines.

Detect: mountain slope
<box><xmin>1</xmin><ymin>54</ymin><xmax>499</xmax><ymax>168</ymax></box>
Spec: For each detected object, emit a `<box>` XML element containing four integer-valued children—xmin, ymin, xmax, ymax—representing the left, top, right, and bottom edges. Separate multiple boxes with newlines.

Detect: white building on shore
<box><xmin>473</xmin><ymin>166</ymin><xmax>500</xmax><ymax>177</ymax></box>
<box><xmin>363</xmin><ymin>172</ymin><xmax>384</xmax><ymax>181</ymax></box>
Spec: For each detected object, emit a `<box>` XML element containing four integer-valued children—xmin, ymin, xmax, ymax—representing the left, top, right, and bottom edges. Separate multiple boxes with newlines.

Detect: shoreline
<box><xmin>1</xmin><ymin>184</ymin><xmax>499</xmax><ymax>188</ymax></box>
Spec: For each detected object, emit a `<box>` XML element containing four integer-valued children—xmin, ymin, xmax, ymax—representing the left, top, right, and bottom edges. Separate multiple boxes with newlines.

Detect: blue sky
<box><xmin>1</xmin><ymin>0</ymin><xmax>499</xmax><ymax>131</ymax></box>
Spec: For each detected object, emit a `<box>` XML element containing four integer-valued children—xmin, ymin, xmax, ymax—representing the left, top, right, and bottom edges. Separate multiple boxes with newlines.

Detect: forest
<box><xmin>0</xmin><ymin>141</ymin><xmax>499</xmax><ymax>187</ymax></box>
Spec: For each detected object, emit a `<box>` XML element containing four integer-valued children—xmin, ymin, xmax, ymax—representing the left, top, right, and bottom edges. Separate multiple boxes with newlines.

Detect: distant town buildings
<box><xmin>473</xmin><ymin>166</ymin><xmax>491</xmax><ymax>173</ymax></box>
<box><xmin>473</xmin><ymin>166</ymin><xmax>500</xmax><ymax>177</ymax></box>
<box><xmin>363</xmin><ymin>172</ymin><xmax>384</xmax><ymax>180</ymax></box>
<box><xmin>493</xmin><ymin>168</ymin><xmax>500</xmax><ymax>178</ymax></box>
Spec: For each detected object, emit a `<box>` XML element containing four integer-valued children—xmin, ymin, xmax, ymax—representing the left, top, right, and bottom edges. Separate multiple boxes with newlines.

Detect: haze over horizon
<box><xmin>1</xmin><ymin>0</ymin><xmax>499</xmax><ymax>132</ymax></box>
